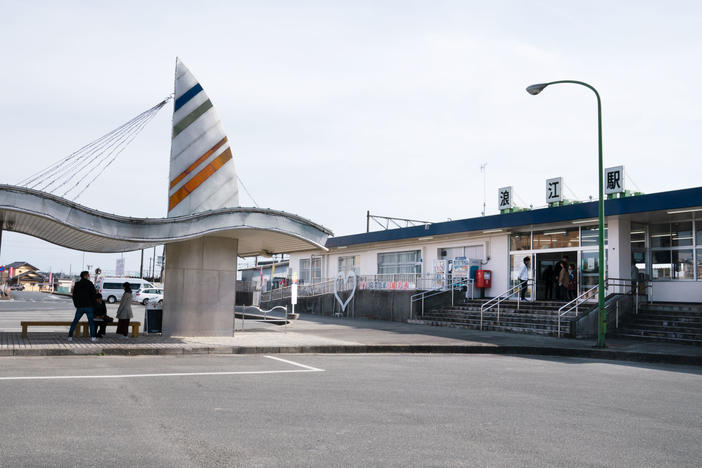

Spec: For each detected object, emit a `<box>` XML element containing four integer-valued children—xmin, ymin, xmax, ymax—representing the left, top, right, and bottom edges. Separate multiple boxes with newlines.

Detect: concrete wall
<box><xmin>163</xmin><ymin>236</ymin><xmax>238</xmax><ymax>336</ymax></box>
<box><xmin>262</xmin><ymin>289</ymin><xmax>419</xmax><ymax>322</ymax></box>
<box><xmin>651</xmin><ymin>281</ymin><xmax>702</xmax><ymax>302</ymax></box>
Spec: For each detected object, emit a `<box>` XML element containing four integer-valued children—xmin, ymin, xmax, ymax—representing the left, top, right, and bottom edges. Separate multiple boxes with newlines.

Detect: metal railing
<box><xmin>556</xmin><ymin>277</ymin><xmax>651</xmax><ymax>338</ymax></box>
<box><xmin>479</xmin><ymin>279</ymin><xmax>534</xmax><ymax>330</ymax></box>
<box><xmin>410</xmin><ymin>277</ymin><xmax>474</xmax><ymax>319</ymax></box>
<box><xmin>260</xmin><ymin>273</ymin><xmax>448</xmax><ymax>303</ymax></box>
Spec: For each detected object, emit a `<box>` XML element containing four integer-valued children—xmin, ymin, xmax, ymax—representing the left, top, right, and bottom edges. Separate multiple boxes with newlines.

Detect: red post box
<box><xmin>475</xmin><ymin>270</ymin><xmax>492</xmax><ymax>289</ymax></box>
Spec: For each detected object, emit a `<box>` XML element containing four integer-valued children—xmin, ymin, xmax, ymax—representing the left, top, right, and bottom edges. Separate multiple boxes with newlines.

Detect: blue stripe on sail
<box><xmin>174</xmin><ymin>83</ymin><xmax>203</xmax><ymax>112</ymax></box>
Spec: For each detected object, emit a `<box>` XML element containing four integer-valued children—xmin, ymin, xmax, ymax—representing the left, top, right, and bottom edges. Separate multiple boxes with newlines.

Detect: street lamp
<box><xmin>526</xmin><ymin>80</ymin><xmax>607</xmax><ymax>348</ymax></box>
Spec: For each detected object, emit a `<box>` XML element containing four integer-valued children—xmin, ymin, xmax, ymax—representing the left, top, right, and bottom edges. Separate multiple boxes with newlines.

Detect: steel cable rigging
<box><xmin>17</xmin><ymin>96</ymin><xmax>172</xmax><ymax>200</ymax></box>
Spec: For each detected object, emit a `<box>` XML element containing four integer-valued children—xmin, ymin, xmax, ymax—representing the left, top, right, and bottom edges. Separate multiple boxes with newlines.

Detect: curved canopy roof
<box><xmin>0</xmin><ymin>185</ymin><xmax>331</xmax><ymax>256</ymax></box>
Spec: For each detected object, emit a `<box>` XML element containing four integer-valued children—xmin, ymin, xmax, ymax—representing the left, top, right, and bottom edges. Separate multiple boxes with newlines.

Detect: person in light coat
<box><xmin>115</xmin><ymin>282</ymin><xmax>133</xmax><ymax>338</ymax></box>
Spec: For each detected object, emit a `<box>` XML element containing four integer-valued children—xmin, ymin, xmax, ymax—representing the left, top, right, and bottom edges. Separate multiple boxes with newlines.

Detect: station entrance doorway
<box><xmin>534</xmin><ymin>251</ymin><xmax>577</xmax><ymax>301</ymax></box>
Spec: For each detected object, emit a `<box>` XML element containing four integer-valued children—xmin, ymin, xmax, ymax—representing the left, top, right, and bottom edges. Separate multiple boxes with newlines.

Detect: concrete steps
<box><xmin>617</xmin><ymin>302</ymin><xmax>702</xmax><ymax>345</ymax></box>
<box><xmin>416</xmin><ymin>300</ymin><xmax>572</xmax><ymax>337</ymax></box>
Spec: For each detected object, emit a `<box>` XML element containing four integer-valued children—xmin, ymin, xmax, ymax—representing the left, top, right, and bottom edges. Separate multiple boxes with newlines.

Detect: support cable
<box><xmin>18</xmin><ymin>96</ymin><xmax>172</xmax><ymax>198</ymax></box>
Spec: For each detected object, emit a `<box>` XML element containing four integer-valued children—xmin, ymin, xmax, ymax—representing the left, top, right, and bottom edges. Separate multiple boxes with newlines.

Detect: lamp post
<box><xmin>526</xmin><ymin>80</ymin><xmax>607</xmax><ymax>348</ymax></box>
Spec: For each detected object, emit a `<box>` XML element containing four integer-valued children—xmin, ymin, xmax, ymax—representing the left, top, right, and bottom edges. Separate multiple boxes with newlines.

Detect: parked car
<box><xmin>134</xmin><ymin>288</ymin><xmax>163</xmax><ymax>305</ymax></box>
<box><xmin>10</xmin><ymin>285</ymin><xmax>25</xmax><ymax>291</ymax></box>
<box><xmin>96</xmin><ymin>277</ymin><xmax>156</xmax><ymax>303</ymax></box>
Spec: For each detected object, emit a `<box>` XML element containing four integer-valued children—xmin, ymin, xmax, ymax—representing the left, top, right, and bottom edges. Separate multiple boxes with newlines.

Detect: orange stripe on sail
<box><xmin>168</xmin><ymin>148</ymin><xmax>233</xmax><ymax>211</ymax></box>
<box><xmin>169</xmin><ymin>136</ymin><xmax>228</xmax><ymax>189</ymax></box>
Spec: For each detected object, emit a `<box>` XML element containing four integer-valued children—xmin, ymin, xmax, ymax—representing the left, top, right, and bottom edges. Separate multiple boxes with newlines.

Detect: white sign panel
<box><xmin>115</xmin><ymin>258</ymin><xmax>125</xmax><ymax>276</ymax></box>
<box><xmin>291</xmin><ymin>283</ymin><xmax>298</xmax><ymax>305</ymax></box>
<box><xmin>497</xmin><ymin>186</ymin><xmax>513</xmax><ymax>210</ymax></box>
<box><xmin>546</xmin><ymin>177</ymin><xmax>563</xmax><ymax>204</ymax></box>
<box><xmin>605</xmin><ymin>166</ymin><xmax>625</xmax><ymax>194</ymax></box>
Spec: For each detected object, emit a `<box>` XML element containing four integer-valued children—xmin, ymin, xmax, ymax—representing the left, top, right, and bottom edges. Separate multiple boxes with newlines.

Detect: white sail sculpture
<box><xmin>0</xmin><ymin>59</ymin><xmax>332</xmax><ymax>336</ymax></box>
<box><xmin>168</xmin><ymin>58</ymin><xmax>239</xmax><ymax>217</ymax></box>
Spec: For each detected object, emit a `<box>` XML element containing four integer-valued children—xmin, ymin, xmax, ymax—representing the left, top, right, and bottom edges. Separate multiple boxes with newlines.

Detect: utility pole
<box><xmin>480</xmin><ymin>163</ymin><xmax>487</xmax><ymax>216</ymax></box>
<box><xmin>140</xmin><ymin>249</ymin><xmax>144</xmax><ymax>279</ymax></box>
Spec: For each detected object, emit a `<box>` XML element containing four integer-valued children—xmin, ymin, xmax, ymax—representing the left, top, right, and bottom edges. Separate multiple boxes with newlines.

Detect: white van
<box><xmin>97</xmin><ymin>277</ymin><xmax>156</xmax><ymax>303</ymax></box>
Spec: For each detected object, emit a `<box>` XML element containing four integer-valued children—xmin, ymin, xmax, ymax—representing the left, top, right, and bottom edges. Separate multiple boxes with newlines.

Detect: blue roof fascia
<box><xmin>325</xmin><ymin>186</ymin><xmax>702</xmax><ymax>249</ymax></box>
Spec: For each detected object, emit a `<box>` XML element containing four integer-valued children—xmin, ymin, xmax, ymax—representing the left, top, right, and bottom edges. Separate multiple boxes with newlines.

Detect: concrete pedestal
<box><xmin>162</xmin><ymin>236</ymin><xmax>237</xmax><ymax>336</ymax></box>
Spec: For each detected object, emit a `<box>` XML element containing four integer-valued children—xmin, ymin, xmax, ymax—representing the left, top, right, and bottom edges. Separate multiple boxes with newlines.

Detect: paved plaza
<box><xmin>1</xmin><ymin>292</ymin><xmax>701</xmax><ymax>366</ymax></box>
<box><xmin>1</xmin><ymin>353</ymin><xmax>701</xmax><ymax>467</ymax></box>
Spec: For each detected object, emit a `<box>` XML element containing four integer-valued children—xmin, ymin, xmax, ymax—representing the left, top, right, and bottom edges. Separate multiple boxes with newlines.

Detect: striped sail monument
<box><xmin>168</xmin><ymin>58</ymin><xmax>239</xmax><ymax>217</ymax></box>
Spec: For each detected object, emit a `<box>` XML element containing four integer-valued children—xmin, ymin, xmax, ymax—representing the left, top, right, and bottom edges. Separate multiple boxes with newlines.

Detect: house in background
<box><xmin>1</xmin><ymin>261</ymin><xmax>48</xmax><ymax>292</ymax></box>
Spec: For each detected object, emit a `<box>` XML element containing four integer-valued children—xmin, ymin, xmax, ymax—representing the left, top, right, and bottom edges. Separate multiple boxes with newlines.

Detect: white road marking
<box><xmin>264</xmin><ymin>355</ymin><xmax>325</xmax><ymax>372</ymax></box>
<box><xmin>0</xmin><ymin>356</ymin><xmax>325</xmax><ymax>381</ymax></box>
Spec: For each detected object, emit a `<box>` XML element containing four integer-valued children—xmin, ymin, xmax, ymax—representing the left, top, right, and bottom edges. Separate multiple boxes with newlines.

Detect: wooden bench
<box><xmin>20</xmin><ymin>321</ymin><xmax>141</xmax><ymax>338</ymax></box>
<box><xmin>81</xmin><ymin>321</ymin><xmax>141</xmax><ymax>338</ymax></box>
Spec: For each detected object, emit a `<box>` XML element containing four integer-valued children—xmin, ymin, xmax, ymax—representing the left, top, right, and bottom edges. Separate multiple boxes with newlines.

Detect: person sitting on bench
<box><xmin>93</xmin><ymin>294</ymin><xmax>113</xmax><ymax>338</ymax></box>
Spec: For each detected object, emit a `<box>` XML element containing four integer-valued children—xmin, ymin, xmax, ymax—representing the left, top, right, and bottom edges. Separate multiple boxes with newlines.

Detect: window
<box><xmin>580</xmin><ymin>225</ymin><xmax>608</xmax><ymax>247</ymax></box>
<box><xmin>672</xmin><ymin>222</ymin><xmax>693</xmax><ymax>246</ymax></box>
<box><xmin>630</xmin><ymin>224</ymin><xmax>646</xmax><ymax>247</ymax></box>
<box><xmin>312</xmin><ymin>257</ymin><xmax>322</xmax><ymax>283</ymax></box>
<box><xmin>300</xmin><ymin>259</ymin><xmax>310</xmax><ymax>284</ymax></box>
<box><xmin>510</xmin><ymin>233</ymin><xmax>531</xmax><ymax>251</ymax></box>
<box><xmin>650</xmin><ymin>223</ymin><xmax>671</xmax><ymax>248</ymax></box>
<box><xmin>673</xmin><ymin>250</ymin><xmax>694</xmax><ymax>279</ymax></box>
<box><xmin>651</xmin><ymin>250</ymin><xmax>671</xmax><ymax>280</ymax></box>
<box><xmin>338</xmin><ymin>255</ymin><xmax>360</xmax><ymax>275</ymax></box>
<box><xmin>299</xmin><ymin>257</ymin><xmax>322</xmax><ymax>284</ymax></box>
<box><xmin>697</xmin><ymin>249</ymin><xmax>702</xmax><ymax>280</ymax></box>
<box><xmin>532</xmin><ymin>228</ymin><xmax>579</xmax><ymax>249</ymax></box>
<box><xmin>648</xmin><ymin>221</ymin><xmax>696</xmax><ymax>280</ymax></box>
<box><xmin>377</xmin><ymin>250</ymin><xmax>421</xmax><ymax>275</ymax></box>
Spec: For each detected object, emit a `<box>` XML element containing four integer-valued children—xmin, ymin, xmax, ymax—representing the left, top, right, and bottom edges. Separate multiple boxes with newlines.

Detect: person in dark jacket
<box><xmin>93</xmin><ymin>293</ymin><xmax>112</xmax><ymax>338</ymax></box>
<box><xmin>68</xmin><ymin>271</ymin><xmax>97</xmax><ymax>341</ymax></box>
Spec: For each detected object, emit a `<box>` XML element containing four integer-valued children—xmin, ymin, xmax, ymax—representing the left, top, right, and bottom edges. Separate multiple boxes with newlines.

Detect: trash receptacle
<box><xmin>145</xmin><ymin>301</ymin><xmax>163</xmax><ymax>334</ymax></box>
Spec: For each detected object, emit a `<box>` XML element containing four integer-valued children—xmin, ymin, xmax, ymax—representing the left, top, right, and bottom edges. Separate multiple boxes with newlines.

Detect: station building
<box><xmin>288</xmin><ymin>185</ymin><xmax>702</xmax><ymax>304</ymax></box>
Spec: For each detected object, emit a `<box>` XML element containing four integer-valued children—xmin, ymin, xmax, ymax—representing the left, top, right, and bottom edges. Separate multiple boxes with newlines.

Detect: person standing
<box><xmin>567</xmin><ymin>264</ymin><xmax>577</xmax><ymax>301</ymax></box>
<box><xmin>542</xmin><ymin>265</ymin><xmax>554</xmax><ymax>300</ymax></box>
<box><xmin>518</xmin><ymin>256</ymin><xmax>531</xmax><ymax>301</ymax></box>
<box><xmin>115</xmin><ymin>282</ymin><xmax>133</xmax><ymax>339</ymax></box>
<box><xmin>558</xmin><ymin>260</ymin><xmax>569</xmax><ymax>301</ymax></box>
<box><xmin>68</xmin><ymin>271</ymin><xmax>97</xmax><ymax>341</ymax></box>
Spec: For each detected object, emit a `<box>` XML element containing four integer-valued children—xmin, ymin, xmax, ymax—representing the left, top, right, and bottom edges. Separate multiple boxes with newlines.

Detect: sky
<box><xmin>1</xmin><ymin>0</ymin><xmax>701</xmax><ymax>274</ymax></box>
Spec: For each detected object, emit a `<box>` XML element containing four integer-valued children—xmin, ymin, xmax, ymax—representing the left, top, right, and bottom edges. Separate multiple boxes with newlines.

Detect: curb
<box><xmin>4</xmin><ymin>344</ymin><xmax>701</xmax><ymax>366</ymax></box>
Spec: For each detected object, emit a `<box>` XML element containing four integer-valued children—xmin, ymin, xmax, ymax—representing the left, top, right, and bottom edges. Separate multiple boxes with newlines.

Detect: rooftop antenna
<box><xmin>480</xmin><ymin>163</ymin><xmax>487</xmax><ymax>216</ymax></box>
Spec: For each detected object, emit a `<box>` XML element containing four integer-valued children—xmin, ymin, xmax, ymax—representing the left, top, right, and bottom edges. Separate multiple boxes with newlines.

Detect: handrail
<box><xmin>479</xmin><ymin>279</ymin><xmax>533</xmax><ymax>330</ymax></box>
<box><xmin>410</xmin><ymin>277</ymin><xmax>473</xmax><ymax>319</ymax></box>
<box><xmin>557</xmin><ymin>284</ymin><xmax>598</xmax><ymax>337</ymax></box>
<box><xmin>557</xmin><ymin>277</ymin><xmax>652</xmax><ymax>337</ymax></box>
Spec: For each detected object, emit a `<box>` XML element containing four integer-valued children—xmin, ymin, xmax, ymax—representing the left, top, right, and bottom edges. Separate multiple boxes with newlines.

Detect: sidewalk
<box><xmin>1</xmin><ymin>314</ymin><xmax>701</xmax><ymax>365</ymax></box>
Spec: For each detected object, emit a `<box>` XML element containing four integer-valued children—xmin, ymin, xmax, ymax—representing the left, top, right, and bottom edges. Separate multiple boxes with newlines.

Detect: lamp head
<box><xmin>526</xmin><ymin>83</ymin><xmax>548</xmax><ymax>95</ymax></box>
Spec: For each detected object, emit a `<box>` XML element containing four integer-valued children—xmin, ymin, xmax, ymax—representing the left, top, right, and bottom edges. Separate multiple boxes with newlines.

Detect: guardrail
<box><xmin>479</xmin><ymin>279</ymin><xmax>533</xmax><ymax>330</ymax></box>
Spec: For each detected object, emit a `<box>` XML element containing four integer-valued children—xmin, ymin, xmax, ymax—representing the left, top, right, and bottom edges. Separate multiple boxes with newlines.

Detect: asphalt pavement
<box><xmin>0</xmin><ymin>353</ymin><xmax>700</xmax><ymax>467</ymax></box>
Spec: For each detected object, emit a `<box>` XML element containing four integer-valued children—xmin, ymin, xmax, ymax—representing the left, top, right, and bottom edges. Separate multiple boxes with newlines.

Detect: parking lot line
<box><xmin>264</xmin><ymin>355</ymin><xmax>325</xmax><ymax>371</ymax></box>
<box><xmin>0</xmin><ymin>356</ymin><xmax>325</xmax><ymax>381</ymax></box>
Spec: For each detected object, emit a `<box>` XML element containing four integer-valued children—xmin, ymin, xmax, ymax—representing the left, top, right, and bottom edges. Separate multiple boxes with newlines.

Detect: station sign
<box><xmin>497</xmin><ymin>186</ymin><xmax>513</xmax><ymax>210</ymax></box>
<box><xmin>546</xmin><ymin>177</ymin><xmax>563</xmax><ymax>204</ymax></box>
<box><xmin>605</xmin><ymin>166</ymin><xmax>625</xmax><ymax>194</ymax></box>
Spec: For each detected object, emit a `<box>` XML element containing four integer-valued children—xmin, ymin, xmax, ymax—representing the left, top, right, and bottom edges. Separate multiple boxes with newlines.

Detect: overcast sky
<box><xmin>1</xmin><ymin>1</ymin><xmax>701</xmax><ymax>274</ymax></box>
